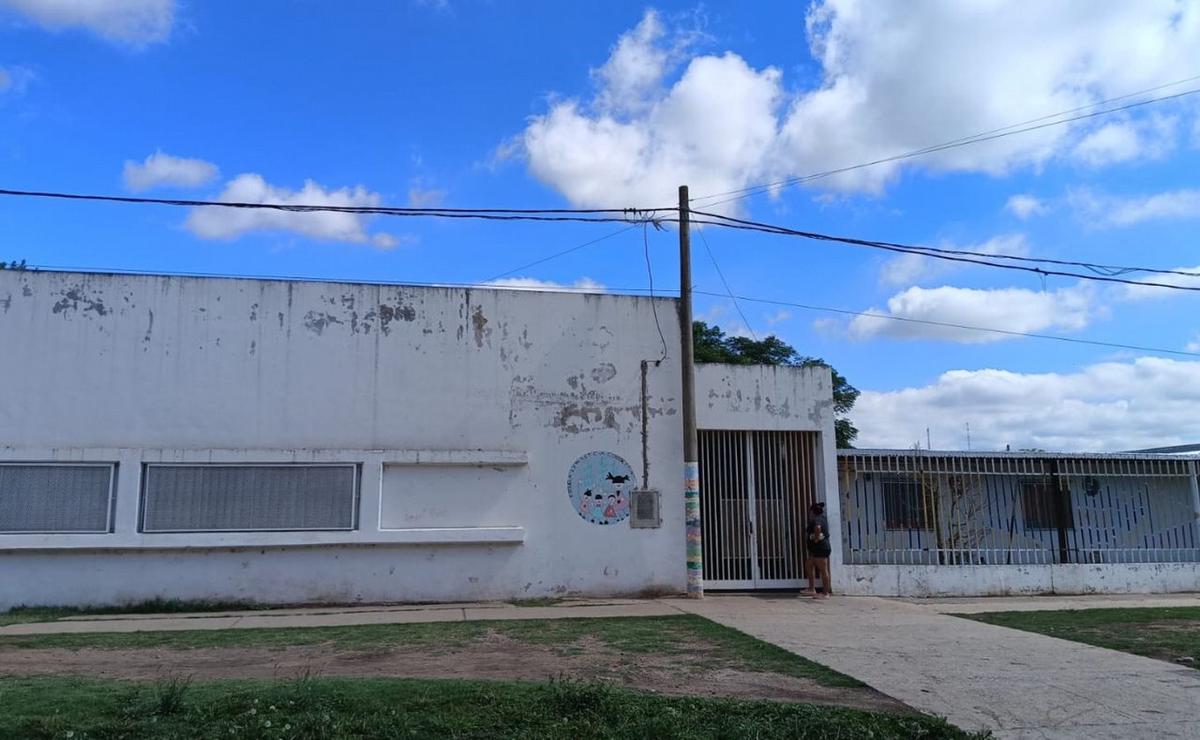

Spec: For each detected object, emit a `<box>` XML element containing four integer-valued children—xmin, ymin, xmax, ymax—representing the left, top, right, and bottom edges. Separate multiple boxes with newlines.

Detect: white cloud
<box><xmin>0</xmin><ymin>0</ymin><xmax>174</xmax><ymax>47</ymax></box>
<box><xmin>517</xmin><ymin>3</ymin><xmax>1200</xmax><ymax>208</ymax></box>
<box><xmin>854</xmin><ymin>357</ymin><xmax>1200</xmax><ymax>452</ymax></box>
<box><xmin>0</xmin><ymin>65</ymin><xmax>34</xmax><ymax>96</ymax></box>
<box><xmin>879</xmin><ymin>233</ymin><xmax>1028</xmax><ymax>287</ymax></box>
<box><xmin>407</xmin><ymin>186</ymin><xmax>447</xmax><ymax>208</ymax></box>
<box><xmin>1072</xmin><ymin>115</ymin><xmax>1176</xmax><ymax>167</ymax></box>
<box><xmin>1070</xmin><ymin>187</ymin><xmax>1200</xmax><ymax>227</ymax></box>
<box><xmin>1187</xmin><ymin>335</ymin><xmax>1200</xmax><ymax>353</ymax></box>
<box><xmin>123</xmin><ymin>151</ymin><xmax>218</xmax><ymax>192</ymax></box>
<box><xmin>1122</xmin><ymin>264</ymin><xmax>1200</xmax><ymax>300</ymax></box>
<box><xmin>1004</xmin><ymin>194</ymin><xmax>1048</xmax><ymax>220</ymax></box>
<box><xmin>764</xmin><ymin>309</ymin><xmax>792</xmax><ymax>326</ymax></box>
<box><xmin>184</xmin><ymin>174</ymin><xmax>400</xmax><ymax>249</ymax></box>
<box><xmin>483</xmin><ymin>277</ymin><xmax>605</xmax><ymax>293</ymax></box>
<box><xmin>849</xmin><ymin>284</ymin><xmax>1095</xmax><ymax>343</ymax></box>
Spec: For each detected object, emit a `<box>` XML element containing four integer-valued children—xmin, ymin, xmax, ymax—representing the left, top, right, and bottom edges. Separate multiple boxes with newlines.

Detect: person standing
<box><xmin>801</xmin><ymin>502</ymin><xmax>833</xmax><ymax>598</ymax></box>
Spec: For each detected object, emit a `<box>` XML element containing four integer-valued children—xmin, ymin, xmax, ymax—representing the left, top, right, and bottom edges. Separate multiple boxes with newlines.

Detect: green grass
<box><xmin>0</xmin><ymin>599</ymin><xmax>266</xmax><ymax>627</ymax></box>
<box><xmin>0</xmin><ymin>614</ymin><xmax>862</xmax><ymax>688</ymax></box>
<box><xmin>0</xmin><ymin>675</ymin><xmax>982</xmax><ymax>740</ymax></box>
<box><xmin>959</xmin><ymin>607</ymin><xmax>1200</xmax><ymax>667</ymax></box>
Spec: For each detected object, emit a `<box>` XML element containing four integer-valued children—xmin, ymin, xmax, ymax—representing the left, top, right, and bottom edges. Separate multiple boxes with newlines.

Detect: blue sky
<box><xmin>2</xmin><ymin>0</ymin><xmax>1199</xmax><ymax>451</ymax></box>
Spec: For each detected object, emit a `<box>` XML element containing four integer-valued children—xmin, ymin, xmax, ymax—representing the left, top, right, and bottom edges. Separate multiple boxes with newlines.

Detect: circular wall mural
<box><xmin>567</xmin><ymin>451</ymin><xmax>636</xmax><ymax>525</ymax></box>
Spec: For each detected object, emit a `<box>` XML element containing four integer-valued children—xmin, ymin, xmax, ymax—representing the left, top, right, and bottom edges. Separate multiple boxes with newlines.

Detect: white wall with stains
<box><xmin>695</xmin><ymin>364</ymin><xmax>843</xmax><ymax>572</ymax></box>
<box><xmin>0</xmin><ymin>270</ymin><xmax>703</xmax><ymax>608</ymax></box>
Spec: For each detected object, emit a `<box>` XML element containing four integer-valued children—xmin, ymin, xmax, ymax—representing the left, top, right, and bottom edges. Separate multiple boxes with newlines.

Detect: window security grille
<box><xmin>881</xmin><ymin>476</ymin><xmax>929</xmax><ymax>530</ymax></box>
<box><xmin>141</xmin><ymin>464</ymin><xmax>357</xmax><ymax>533</ymax></box>
<box><xmin>1021</xmin><ymin>480</ymin><xmax>1073</xmax><ymax>530</ymax></box>
<box><xmin>630</xmin><ymin>489</ymin><xmax>661</xmax><ymax>528</ymax></box>
<box><xmin>0</xmin><ymin>464</ymin><xmax>115</xmax><ymax>534</ymax></box>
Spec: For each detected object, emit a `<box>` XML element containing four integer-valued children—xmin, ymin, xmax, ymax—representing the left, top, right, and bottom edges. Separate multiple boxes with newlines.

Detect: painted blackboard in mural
<box><xmin>568</xmin><ymin>452</ymin><xmax>636</xmax><ymax>525</ymax></box>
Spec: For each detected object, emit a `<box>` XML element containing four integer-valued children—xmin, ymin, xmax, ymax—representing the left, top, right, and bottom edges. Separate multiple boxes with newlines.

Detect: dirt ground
<box><xmin>0</xmin><ymin>631</ymin><xmax>908</xmax><ymax>714</ymax></box>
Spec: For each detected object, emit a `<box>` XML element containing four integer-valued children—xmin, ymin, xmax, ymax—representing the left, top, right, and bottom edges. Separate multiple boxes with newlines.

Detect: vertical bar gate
<box><xmin>699</xmin><ymin>430</ymin><xmax>819</xmax><ymax>589</ymax></box>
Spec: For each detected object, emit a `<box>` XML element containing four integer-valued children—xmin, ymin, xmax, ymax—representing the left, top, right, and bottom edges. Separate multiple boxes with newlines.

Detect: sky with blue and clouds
<box><xmin>2</xmin><ymin>0</ymin><xmax>1199</xmax><ymax>452</ymax></box>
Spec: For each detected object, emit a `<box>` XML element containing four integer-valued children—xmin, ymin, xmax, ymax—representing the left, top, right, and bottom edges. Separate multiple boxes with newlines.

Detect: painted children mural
<box><xmin>567</xmin><ymin>451</ymin><xmax>635</xmax><ymax>525</ymax></box>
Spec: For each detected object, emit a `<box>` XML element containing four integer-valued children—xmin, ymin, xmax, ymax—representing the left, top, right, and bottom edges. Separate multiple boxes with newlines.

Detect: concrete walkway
<box><xmin>0</xmin><ymin>599</ymin><xmax>679</xmax><ymax>636</ymax></box>
<box><xmin>3</xmin><ymin>593</ymin><xmax>1198</xmax><ymax>738</ymax></box>
<box><xmin>672</xmin><ymin>595</ymin><xmax>1200</xmax><ymax>739</ymax></box>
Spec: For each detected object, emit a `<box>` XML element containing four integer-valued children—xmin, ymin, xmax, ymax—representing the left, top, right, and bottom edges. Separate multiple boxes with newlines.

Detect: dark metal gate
<box><xmin>699</xmin><ymin>430</ymin><xmax>819</xmax><ymax>589</ymax></box>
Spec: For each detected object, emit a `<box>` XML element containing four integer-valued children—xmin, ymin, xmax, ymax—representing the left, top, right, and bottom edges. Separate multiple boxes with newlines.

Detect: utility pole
<box><xmin>678</xmin><ymin>185</ymin><xmax>703</xmax><ymax>598</ymax></box>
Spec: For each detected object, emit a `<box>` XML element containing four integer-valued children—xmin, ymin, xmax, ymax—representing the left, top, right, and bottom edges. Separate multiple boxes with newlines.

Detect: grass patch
<box><xmin>0</xmin><ymin>614</ymin><xmax>862</xmax><ymax>688</ymax></box>
<box><xmin>0</xmin><ymin>599</ymin><xmax>266</xmax><ymax>626</ymax></box>
<box><xmin>0</xmin><ymin>675</ymin><xmax>980</xmax><ymax>739</ymax></box>
<box><xmin>959</xmin><ymin>607</ymin><xmax>1200</xmax><ymax>667</ymax></box>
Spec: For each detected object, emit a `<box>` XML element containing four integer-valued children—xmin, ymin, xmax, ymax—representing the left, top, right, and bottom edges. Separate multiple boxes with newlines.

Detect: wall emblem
<box><xmin>568</xmin><ymin>451</ymin><xmax>636</xmax><ymax>525</ymax></box>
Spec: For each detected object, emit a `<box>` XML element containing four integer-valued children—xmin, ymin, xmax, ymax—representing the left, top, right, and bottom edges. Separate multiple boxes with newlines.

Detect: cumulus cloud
<box><xmin>184</xmin><ymin>174</ymin><xmax>400</xmax><ymax>249</ymax></box>
<box><xmin>1004</xmin><ymin>194</ymin><xmax>1048</xmax><ymax>220</ymax></box>
<box><xmin>0</xmin><ymin>0</ymin><xmax>174</xmax><ymax>47</ymax></box>
<box><xmin>849</xmin><ymin>284</ymin><xmax>1095</xmax><ymax>343</ymax></box>
<box><xmin>854</xmin><ymin>357</ymin><xmax>1200</xmax><ymax>452</ymax></box>
<box><xmin>1187</xmin><ymin>335</ymin><xmax>1200</xmax><ymax>353</ymax></box>
<box><xmin>482</xmin><ymin>277</ymin><xmax>605</xmax><ymax>292</ymax></box>
<box><xmin>517</xmin><ymin>3</ymin><xmax>1200</xmax><ymax>209</ymax></box>
<box><xmin>1070</xmin><ymin>187</ymin><xmax>1200</xmax><ymax>227</ymax></box>
<box><xmin>1072</xmin><ymin>115</ymin><xmax>1176</xmax><ymax>167</ymax></box>
<box><xmin>879</xmin><ymin>233</ymin><xmax>1028</xmax><ymax>286</ymax></box>
<box><xmin>123</xmin><ymin>151</ymin><xmax>218</xmax><ymax>192</ymax></box>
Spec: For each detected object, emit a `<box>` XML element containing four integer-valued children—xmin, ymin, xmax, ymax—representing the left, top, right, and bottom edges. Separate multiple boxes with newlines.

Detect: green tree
<box><xmin>693</xmin><ymin>320</ymin><xmax>860</xmax><ymax>448</ymax></box>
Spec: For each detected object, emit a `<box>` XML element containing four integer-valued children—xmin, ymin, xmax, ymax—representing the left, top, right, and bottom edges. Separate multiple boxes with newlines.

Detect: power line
<box><xmin>691</xmin><ymin>212</ymin><xmax>1200</xmax><ymax>293</ymax></box>
<box><xmin>695</xmin><ymin>223</ymin><xmax>757</xmax><ymax>340</ymax></box>
<box><xmin>0</xmin><ymin>187</ymin><xmax>676</xmax><ymax>225</ymax></box>
<box><xmin>691</xmin><ymin>77</ymin><xmax>1200</xmax><ymax>208</ymax></box>
<box><xmin>693</xmin><ymin>290</ymin><xmax>1200</xmax><ymax>359</ymax></box>
<box><xmin>642</xmin><ymin>223</ymin><xmax>669</xmax><ymax>362</ymax></box>
<box><xmin>481</xmin><ymin>224</ymin><xmax>639</xmax><ymax>284</ymax></box>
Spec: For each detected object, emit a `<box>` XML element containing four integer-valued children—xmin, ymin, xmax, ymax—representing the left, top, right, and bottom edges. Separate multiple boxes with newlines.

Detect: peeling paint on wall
<box><xmin>51</xmin><ymin>287</ymin><xmax>109</xmax><ymax>317</ymax></box>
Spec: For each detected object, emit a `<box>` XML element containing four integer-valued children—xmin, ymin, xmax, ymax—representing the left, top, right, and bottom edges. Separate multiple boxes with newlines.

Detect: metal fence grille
<box><xmin>141</xmin><ymin>464</ymin><xmax>358</xmax><ymax>533</ymax></box>
<box><xmin>0</xmin><ymin>464</ymin><xmax>115</xmax><ymax>534</ymax></box>
<box><xmin>840</xmin><ymin>452</ymin><xmax>1200</xmax><ymax>565</ymax></box>
<box><xmin>700</xmin><ymin>430</ymin><xmax>819</xmax><ymax>588</ymax></box>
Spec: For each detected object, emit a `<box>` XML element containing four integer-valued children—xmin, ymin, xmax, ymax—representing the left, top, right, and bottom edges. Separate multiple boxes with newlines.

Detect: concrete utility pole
<box><xmin>678</xmin><ymin>185</ymin><xmax>703</xmax><ymax>598</ymax></box>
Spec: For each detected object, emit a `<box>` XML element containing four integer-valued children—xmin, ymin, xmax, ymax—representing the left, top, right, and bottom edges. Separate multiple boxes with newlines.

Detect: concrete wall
<box><xmin>695</xmin><ymin>363</ymin><xmax>842</xmax><ymax>574</ymax></box>
<box><xmin>841</xmin><ymin>563</ymin><xmax>1200</xmax><ymax>597</ymax></box>
<box><xmin>0</xmin><ymin>270</ymin><xmax>691</xmax><ymax>609</ymax></box>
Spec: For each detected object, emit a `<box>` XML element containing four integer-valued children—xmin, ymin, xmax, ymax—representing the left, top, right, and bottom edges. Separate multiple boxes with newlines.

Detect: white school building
<box><xmin>0</xmin><ymin>269</ymin><xmax>837</xmax><ymax>610</ymax></box>
<box><xmin>1</xmin><ymin>269</ymin><xmax>1196</xmax><ymax>609</ymax></box>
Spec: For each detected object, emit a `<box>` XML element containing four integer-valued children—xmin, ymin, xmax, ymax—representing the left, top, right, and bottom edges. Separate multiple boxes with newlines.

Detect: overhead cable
<box><xmin>691</xmin><ymin>78</ymin><xmax>1200</xmax><ymax>207</ymax></box>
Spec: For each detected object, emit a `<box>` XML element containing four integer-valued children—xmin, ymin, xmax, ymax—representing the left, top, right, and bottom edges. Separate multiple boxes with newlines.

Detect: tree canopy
<box><xmin>693</xmin><ymin>321</ymin><xmax>860</xmax><ymax>448</ymax></box>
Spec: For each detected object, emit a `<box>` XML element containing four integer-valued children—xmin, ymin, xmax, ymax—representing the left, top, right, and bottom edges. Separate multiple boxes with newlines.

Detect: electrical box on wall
<box><xmin>629</xmin><ymin>489</ymin><xmax>661</xmax><ymax>528</ymax></box>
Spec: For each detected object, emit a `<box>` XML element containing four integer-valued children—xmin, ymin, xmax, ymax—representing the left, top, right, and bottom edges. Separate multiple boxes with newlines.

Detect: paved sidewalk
<box><xmin>0</xmin><ymin>599</ymin><xmax>680</xmax><ymax>636</ymax></box>
<box><xmin>910</xmin><ymin>592</ymin><xmax>1200</xmax><ymax>614</ymax></box>
<box><xmin>672</xmin><ymin>595</ymin><xmax>1200</xmax><ymax>739</ymax></box>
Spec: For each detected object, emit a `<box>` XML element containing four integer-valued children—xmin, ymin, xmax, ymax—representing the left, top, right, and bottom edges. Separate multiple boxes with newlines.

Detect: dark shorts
<box><xmin>807</xmin><ymin>543</ymin><xmax>831</xmax><ymax>559</ymax></box>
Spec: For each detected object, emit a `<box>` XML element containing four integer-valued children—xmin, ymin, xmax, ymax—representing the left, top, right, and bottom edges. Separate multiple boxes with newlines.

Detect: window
<box><xmin>0</xmin><ymin>463</ymin><xmax>115</xmax><ymax>534</ymax></box>
<box><xmin>141</xmin><ymin>464</ymin><xmax>358</xmax><ymax>533</ymax></box>
<box><xmin>1021</xmin><ymin>480</ymin><xmax>1073</xmax><ymax>530</ymax></box>
<box><xmin>881</xmin><ymin>475</ymin><xmax>930</xmax><ymax>529</ymax></box>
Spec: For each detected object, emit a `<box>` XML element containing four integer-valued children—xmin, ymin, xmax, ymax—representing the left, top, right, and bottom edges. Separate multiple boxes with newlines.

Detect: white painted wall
<box><xmin>0</xmin><ymin>270</ymin><xmax>695</xmax><ymax>609</ymax></box>
<box><xmin>841</xmin><ymin>563</ymin><xmax>1200</xmax><ymax>597</ymax></box>
<box><xmin>695</xmin><ymin>363</ymin><xmax>842</xmax><ymax>573</ymax></box>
